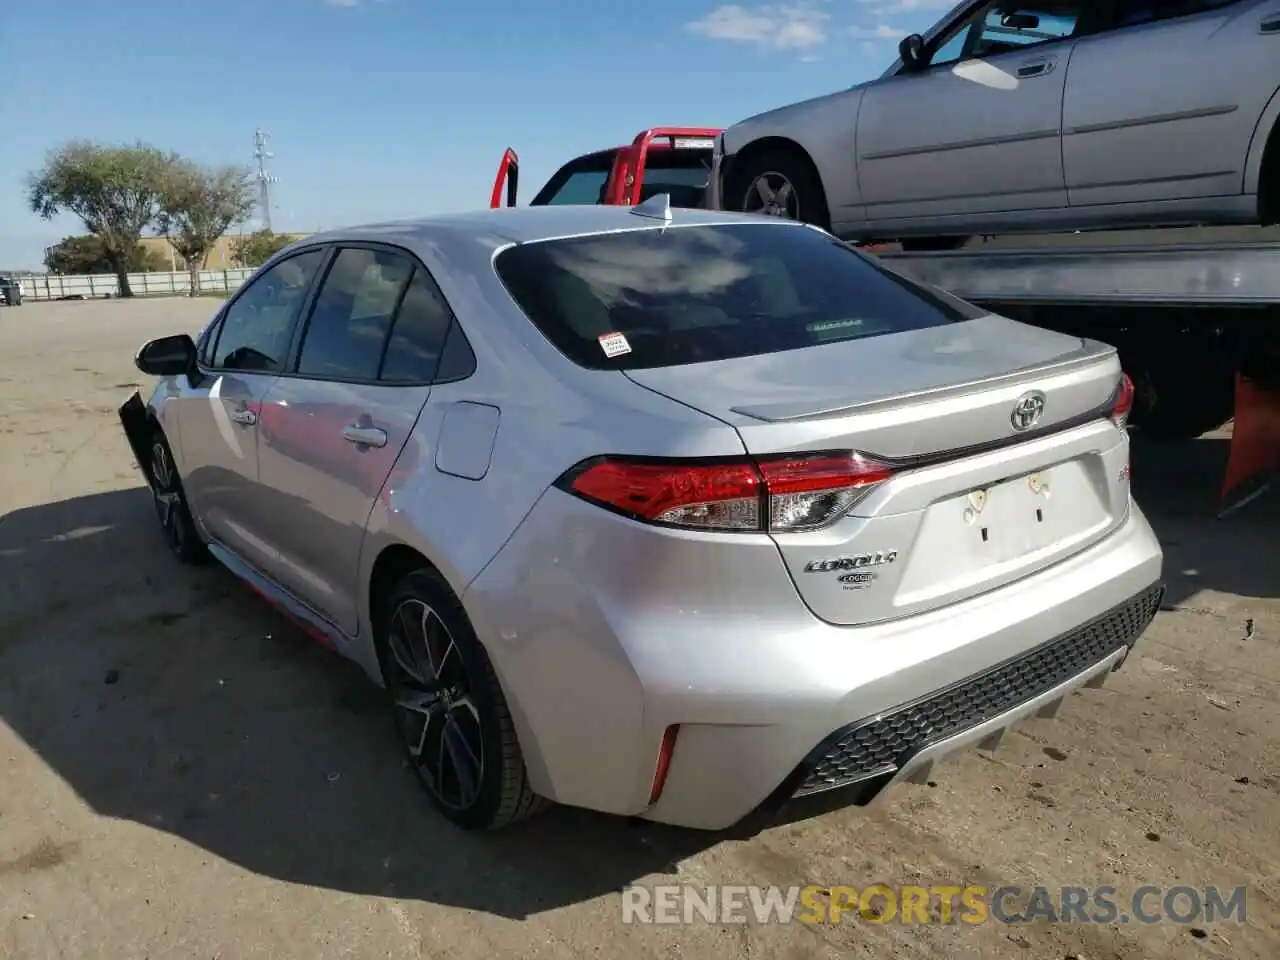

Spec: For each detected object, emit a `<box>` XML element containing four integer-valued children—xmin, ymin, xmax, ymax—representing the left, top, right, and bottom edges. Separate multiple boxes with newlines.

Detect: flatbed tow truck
<box><xmin>492</xmin><ymin>128</ymin><xmax>1280</xmax><ymax>516</ymax></box>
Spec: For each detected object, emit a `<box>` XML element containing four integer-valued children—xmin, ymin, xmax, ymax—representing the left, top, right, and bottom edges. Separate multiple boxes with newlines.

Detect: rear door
<box><xmin>1062</xmin><ymin>0</ymin><xmax>1280</xmax><ymax>207</ymax></box>
<box><xmin>255</xmin><ymin>244</ymin><xmax>463</xmax><ymax>635</ymax></box>
<box><xmin>179</xmin><ymin>247</ymin><xmax>327</xmax><ymax>575</ymax></box>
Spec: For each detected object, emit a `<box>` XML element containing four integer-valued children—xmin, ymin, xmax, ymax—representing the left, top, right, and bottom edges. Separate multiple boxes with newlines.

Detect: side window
<box><xmin>379</xmin><ymin>268</ymin><xmax>454</xmax><ymax>383</ymax></box>
<box><xmin>296</xmin><ymin>247</ymin><xmax>415</xmax><ymax>381</ymax></box>
<box><xmin>930</xmin><ymin>1</ymin><xmax>1080</xmax><ymax>67</ymax></box>
<box><xmin>546</xmin><ymin>169</ymin><xmax>610</xmax><ymax>205</ymax></box>
<box><xmin>211</xmin><ymin>249</ymin><xmax>325</xmax><ymax>372</ymax></box>
<box><xmin>1110</xmin><ymin>0</ymin><xmax>1235</xmax><ymax>28</ymax></box>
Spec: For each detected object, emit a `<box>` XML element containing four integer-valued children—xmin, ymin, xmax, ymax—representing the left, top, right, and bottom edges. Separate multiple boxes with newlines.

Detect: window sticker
<box><xmin>598</xmin><ymin>331</ymin><xmax>632</xmax><ymax>358</ymax></box>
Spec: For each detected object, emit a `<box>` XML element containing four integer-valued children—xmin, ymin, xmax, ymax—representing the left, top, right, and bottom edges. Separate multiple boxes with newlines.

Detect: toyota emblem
<box><xmin>1010</xmin><ymin>391</ymin><xmax>1046</xmax><ymax>431</ymax></box>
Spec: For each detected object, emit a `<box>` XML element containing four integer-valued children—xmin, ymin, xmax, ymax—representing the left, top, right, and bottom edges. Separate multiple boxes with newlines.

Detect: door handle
<box><xmin>1016</xmin><ymin>59</ymin><xmax>1053</xmax><ymax>78</ymax></box>
<box><xmin>343</xmin><ymin>424</ymin><xmax>388</xmax><ymax>448</ymax></box>
<box><xmin>1262</xmin><ymin>13</ymin><xmax>1280</xmax><ymax>32</ymax></box>
<box><xmin>228</xmin><ymin>407</ymin><xmax>257</xmax><ymax>426</ymax></box>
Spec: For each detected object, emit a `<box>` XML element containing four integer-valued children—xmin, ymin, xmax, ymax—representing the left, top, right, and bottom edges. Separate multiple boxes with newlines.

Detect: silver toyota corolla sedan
<box><xmin>118</xmin><ymin>200</ymin><xmax>1164</xmax><ymax>832</ymax></box>
<box><xmin>709</xmin><ymin>0</ymin><xmax>1280</xmax><ymax>249</ymax></box>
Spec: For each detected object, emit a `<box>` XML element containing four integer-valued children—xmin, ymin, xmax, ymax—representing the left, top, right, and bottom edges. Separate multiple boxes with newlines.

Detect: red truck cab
<box><xmin>491</xmin><ymin>127</ymin><xmax>721</xmax><ymax>210</ymax></box>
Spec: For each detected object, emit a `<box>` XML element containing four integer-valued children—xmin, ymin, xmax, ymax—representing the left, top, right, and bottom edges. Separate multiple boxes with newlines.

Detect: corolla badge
<box><xmin>1010</xmin><ymin>391</ymin><xmax>1046</xmax><ymax>431</ymax></box>
<box><xmin>803</xmin><ymin>551</ymin><xmax>898</xmax><ymax>573</ymax></box>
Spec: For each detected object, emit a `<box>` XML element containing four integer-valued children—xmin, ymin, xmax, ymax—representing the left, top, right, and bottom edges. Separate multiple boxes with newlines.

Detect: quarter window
<box><xmin>379</xmin><ymin>269</ymin><xmax>455</xmax><ymax>382</ymax></box>
<box><xmin>296</xmin><ymin>247</ymin><xmax>415</xmax><ymax>381</ymax></box>
<box><xmin>211</xmin><ymin>249</ymin><xmax>325</xmax><ymax>373</ymax></box>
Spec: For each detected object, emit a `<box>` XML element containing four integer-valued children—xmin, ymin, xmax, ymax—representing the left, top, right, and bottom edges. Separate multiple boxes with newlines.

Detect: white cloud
<box><xmin>686</xmin><ymin>4</ymin><xmax>831</xmax><ymax>52</ymax></box>
<box><xmin>858</xmin><ymin>0</ymin><xmax>957</xmax><ymax>13</ymax></box>
<box><xmin>848</xmin><ymin>23</ymin><xmax>900</xmax><ymax>39</ymax></box>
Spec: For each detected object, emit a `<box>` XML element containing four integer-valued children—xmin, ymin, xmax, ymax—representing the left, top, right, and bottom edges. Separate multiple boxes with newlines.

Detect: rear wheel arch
<box><xmin>368</xmin><ymin>543</ymin><xmax>549</xmax><ymax>828</ymax></box>
<box><xmin>1246</xmin><ymin>84</ymin><xmax>1280</xmax><ymax>222</ymax></box>
<box><xmin>1257</xmin><ymin>115</ymin><xmax>1280</xmax><ymax>224</ymax></box>
<box><xmin>368</xmin><ymin>543</ymin><xmax>439</xmax><ymax>662</ymax></box>
<box><xmin>727</xmin><ymin>137</ymin><xmax>832</xmax><ymax>230</ymax></box>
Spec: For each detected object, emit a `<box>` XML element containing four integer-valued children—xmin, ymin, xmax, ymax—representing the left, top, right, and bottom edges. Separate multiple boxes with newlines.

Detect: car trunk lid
<box><xmin>624</xmin><ymin>315</ymin><xmax>1131</xmax><ymax>625</ymax></box>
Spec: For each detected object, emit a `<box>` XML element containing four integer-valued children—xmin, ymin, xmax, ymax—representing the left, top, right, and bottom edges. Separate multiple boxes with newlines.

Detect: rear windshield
<box><xmin>531</xmin><ymin>149</ymin><xmax>711</xmax><ymax>209</ymax></box>
<box><xmin>493</xmin><ymin>222</ymin><xmax>982</xmax><ymax>370</ymax></box>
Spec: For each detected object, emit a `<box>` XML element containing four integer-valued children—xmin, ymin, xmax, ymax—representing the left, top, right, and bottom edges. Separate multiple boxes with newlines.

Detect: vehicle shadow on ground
<box><xmin>0</xmin><ymin>433</ymin><xmax>1271</xmax><ymax>917</ymax></box>
<box><xmin>0</xmin><ymin>486</ymin><xmax>716</xmax><ymax>920</ymax></box>
<box><xmin>1128</xmin><ymin>430</ymin><xmax>1278</xmax><ymax>607</ymax></box>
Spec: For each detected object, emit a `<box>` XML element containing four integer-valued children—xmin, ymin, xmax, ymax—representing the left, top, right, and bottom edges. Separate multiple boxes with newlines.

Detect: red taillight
<box><xmin>558</xmin><ymin>452</ymin><xmax>895</xmax><ymax>533</ymax></box>
<box><xmin>1111</xmin><ymin>372</ymin><xmax>1135</xmax><ymax>428</ymax></box>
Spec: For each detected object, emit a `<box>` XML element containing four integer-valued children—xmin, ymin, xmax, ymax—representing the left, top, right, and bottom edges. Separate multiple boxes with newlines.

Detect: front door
<box><xmin>256</xmin><ymin>245</ymin><xmax>462</xmax><ymax>636</ymax></box>
<box><xmin>178</xmin><ymin>247</ymin><xmax>327</xmax><ymax>574</ymax></box>
<box><xmin>855</xmin><ymin>0</ymin><xmax>1084</xmax><ymax>226</ymax></box>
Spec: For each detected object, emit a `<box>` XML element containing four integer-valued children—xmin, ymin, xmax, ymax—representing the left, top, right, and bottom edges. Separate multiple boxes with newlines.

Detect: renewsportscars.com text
<box><xmin>621</xmin><ymin>883</ymin><xmax>1247</xmax><ymax>926</ymax></box>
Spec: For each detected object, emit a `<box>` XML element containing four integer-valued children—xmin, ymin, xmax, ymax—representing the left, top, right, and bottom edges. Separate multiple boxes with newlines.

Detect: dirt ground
<box><xmin>1</xmin><ymin>298</ymin><xmax>1277</xmax><ymax>960</ymax></box>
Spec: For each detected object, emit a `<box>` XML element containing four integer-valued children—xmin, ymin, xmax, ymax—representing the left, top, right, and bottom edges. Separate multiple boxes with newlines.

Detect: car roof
<box><xmin>298</xmin><ymin>204</ymin><xmax>803</xmax><ymax>254</ymax></box>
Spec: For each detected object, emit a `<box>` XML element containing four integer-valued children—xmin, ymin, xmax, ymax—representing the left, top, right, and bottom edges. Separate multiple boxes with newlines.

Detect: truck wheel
<box><xmin>731</xmin><ymin>148</ymin><xmax>831</xmax><ymax>231</ymax></box>
<box><xmin>378</xmin><ymin>566</ymin><xmax>548</xmax><ymax>831</ymax></box>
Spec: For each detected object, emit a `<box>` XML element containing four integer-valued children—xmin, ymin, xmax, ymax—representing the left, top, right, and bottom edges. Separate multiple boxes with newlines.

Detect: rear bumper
<box><xmin>466</xmin><ymin>490</ymin><xmax>1163</xmax><ymax>831</ymax></box>
<box><xmin>753</xmin><ymin>582</ymin><xmax>1162</xmax><ymax>823</ymax></box>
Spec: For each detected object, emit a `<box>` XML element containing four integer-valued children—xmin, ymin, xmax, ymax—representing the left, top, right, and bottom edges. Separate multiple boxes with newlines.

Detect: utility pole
<box><xmin>253</xmin><ymin>129</ymin><xmax>280</xmax><ymax>232</ymax></box>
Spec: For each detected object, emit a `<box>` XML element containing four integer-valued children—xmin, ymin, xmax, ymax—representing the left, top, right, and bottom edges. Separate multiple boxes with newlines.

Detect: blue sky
<box><xmin>0</xmin><ymin>0</ymin><xmax>957</xmax><ymax>270</ymax></box>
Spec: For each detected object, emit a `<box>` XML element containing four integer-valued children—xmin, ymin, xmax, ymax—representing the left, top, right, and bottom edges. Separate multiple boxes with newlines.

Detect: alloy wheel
<box><xmin>743</xmin><ymin>172</ymin><xmax>799</xmax><ymax>219</ymax></box>
<box><xmin>150</xmin><ymin>440</ymin><xmax>188</xmax><ymax>555</ymax></box>
<box><xmin>386</xmin><ymin>598</ymin><xmax>486</xmax><ymax>811</ymax></box>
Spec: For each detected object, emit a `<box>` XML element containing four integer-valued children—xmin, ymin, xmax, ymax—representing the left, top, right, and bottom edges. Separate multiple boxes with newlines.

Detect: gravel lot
<box><xmin>1</xmin><ymin>298</ymin><xmax>1277</xmax><ymax>960</ymax></box>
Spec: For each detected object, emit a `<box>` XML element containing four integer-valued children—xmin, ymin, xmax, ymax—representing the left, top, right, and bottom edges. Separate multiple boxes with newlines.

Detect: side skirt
<box><xmin>206</xmin><ymin>541</ymin><xmax>356</xmax><ymax>660</ymax></box>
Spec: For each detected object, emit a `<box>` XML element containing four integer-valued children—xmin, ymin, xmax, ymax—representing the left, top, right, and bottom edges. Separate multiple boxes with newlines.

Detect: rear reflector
<box><xmin>1110</xmin><ymin>372</ymin><xmax>1135</xmax><ymax>428</ymax></box>
<box><xmin>649</xmin><ymin>725</ymin><xmax>680</xmax><ymax>805</ymax></box>
<box><xmin>557</xmin><ymin>452</ymin><xmax>895</xmax><ymax>533</ymax></box>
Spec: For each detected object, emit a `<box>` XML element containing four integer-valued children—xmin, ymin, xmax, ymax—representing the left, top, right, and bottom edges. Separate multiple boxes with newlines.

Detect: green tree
<box><xmin>27</xmin><ymin>140</ymin><xmax>177</xmax><ymax>297</ymax></box>
<box><xmin>44</xmin><ymin>235</ymin><xmax>168</xmax><ymax>275</ymax></box>
<box><xmin>230</xmin><ymin>228</ymin><xmax>295</xmax><ymax>268</ymax></box>
<box><xmin>158</xmin><ymin>161</ymin><xmax>256</xmax><ymax>297</ymax></box>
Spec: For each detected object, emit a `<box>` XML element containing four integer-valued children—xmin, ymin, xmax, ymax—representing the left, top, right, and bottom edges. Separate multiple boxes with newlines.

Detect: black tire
<box><xmin>729</xmin><ymin>147</ymin><xmax>831</xmax><ymax>230</ymax></box>
<box><xmin>148</xmin><ymin>427</ymin><xmax>209</xmax><ymax>564</ymax></box>
<box><xmin>378</xmin><ymin>566</ymin><xmax>547</xmax><ymax>831</ymax></box>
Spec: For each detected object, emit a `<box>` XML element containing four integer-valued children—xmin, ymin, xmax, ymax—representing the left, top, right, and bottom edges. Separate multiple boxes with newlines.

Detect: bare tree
<box><xmin>27</xmin><ymin>140</ymin><xmax>176</xmax><ymax>297</ymax></box>
<box><xmin>159</xmin><ymin>161</ymin><xmax>257</xmax><ymax>296</ymax></box>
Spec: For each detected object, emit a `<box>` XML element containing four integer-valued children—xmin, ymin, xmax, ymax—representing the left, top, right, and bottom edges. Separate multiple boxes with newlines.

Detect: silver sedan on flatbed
<box><xmin>709</xmin><ymin>0</ymin><xmax>1280</xmax><ymax>249</ymax></box>
<box><xmin>119</xmin><ymin>199</ymin><xmax>1163</xmax><ymax>832</ymax></box>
